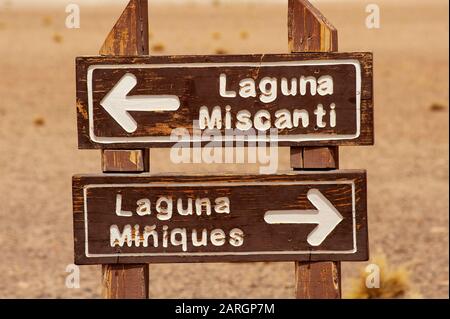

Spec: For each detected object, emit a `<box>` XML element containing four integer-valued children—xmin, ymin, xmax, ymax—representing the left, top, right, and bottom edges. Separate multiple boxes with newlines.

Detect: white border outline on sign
<box><xmin>86</xmin><ymin>60</ymin><xmax>362</xmax><ymax>144</ymax></box>
<box><xmin>82</xmin><ymin>180</ymin><xmax>357</xmax><ymax>258</ymax></box>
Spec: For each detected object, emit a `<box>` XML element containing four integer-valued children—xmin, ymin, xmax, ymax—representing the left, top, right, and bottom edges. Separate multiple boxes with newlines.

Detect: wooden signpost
<box><xmin>98</xmin><ymin>0</ymin><xmax>149</xmax><ymax>299</ymax></box>
<box><xmin>289</xmin><ymin>0</ymin><xmax>344</xmax><ymax>298</ymax></box>
<box><xmin>72</xmin><ymin>0</ymin><xmax>374</xmax><ymax>299</ymax></box>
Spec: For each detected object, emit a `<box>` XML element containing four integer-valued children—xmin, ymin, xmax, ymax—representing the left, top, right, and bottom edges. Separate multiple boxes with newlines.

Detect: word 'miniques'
<box><xmin>199</xmin><ymin>73</ymin><xmax>336</xmax><ymax>131</ymax></box>
<box><xmin>111</xmin><ymin>194</ymin><xmax>244</xmax><ymax>252</ymax></box>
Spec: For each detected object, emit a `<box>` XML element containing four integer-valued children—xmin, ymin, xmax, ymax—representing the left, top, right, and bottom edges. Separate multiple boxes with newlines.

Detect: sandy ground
<box><xmin>0</xmin><ymin>0</ymin><xmax>448</xmax><ymax>298</ymax></box>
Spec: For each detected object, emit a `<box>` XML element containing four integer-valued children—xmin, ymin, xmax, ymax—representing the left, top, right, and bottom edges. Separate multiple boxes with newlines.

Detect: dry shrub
<box><xmin>33</xmin><ymin>117</ymin><xmax>45</xmax><ymax>127</ymax></box>
<box><xmin>240</xmin><ymin>30</ymin><xmax>249</xmax><ymax>40</ymax></box>
<box><xmin>52</xmin><ymin>33</ymin><xmax>63</xmax><ymax>43</ymax></box>
<box><xmin>212</xmin><ymin>31</ymin><xmax>221</xmax><ymax>40</ymax></box>
<box><xmin>151</xmin><ymin>43</ymin><xmax>165</xmax><ymax>52</ymax></box>
<box><xmin>42</xmin><ymin>16</ymin><xmax>52</xmax><ymax>27</ymax></box>
<box><xmin>346</xmin><ymin>255</ymin><xmax>416</xmax><ymax>299</ymax></box>
<box><xmin>1</xmin><ymin>0</ymin><xmax>11</xmax><ymax>9</ymax></box>
<box><xmin>430</xmin><ymin>103</ymin><xmax>446</xmax><ymax>112</ymax></box>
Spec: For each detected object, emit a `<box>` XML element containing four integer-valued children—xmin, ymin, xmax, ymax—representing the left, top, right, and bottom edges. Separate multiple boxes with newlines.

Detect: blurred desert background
<box><xmin>0</xmin><ymin>0</ymin><xmax>448</xmax><ymax>298</ymax></box>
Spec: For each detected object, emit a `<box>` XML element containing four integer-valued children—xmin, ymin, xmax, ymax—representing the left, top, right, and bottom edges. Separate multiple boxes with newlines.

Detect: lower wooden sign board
<box><xmin>72</xmin><ymin>171</ymin><xmax>368</xmax><ymax>264</ymax></box>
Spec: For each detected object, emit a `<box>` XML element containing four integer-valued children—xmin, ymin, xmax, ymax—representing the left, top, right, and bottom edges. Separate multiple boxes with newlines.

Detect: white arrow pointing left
<box><xmin>264</xmin><ymin>189</ymin><xmax>344</xmax><ymax>246</ymax></box>
<box><xmin>100</xmin><ymin>73</ymin><xmax>181</xmax><ymax>133</ymax></box>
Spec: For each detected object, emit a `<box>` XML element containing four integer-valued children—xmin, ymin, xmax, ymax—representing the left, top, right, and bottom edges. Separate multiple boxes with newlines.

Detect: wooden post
<box><xmin>99</xmin><ymin>0</ymin><xmax>150</xmax><ymax>299</ymax></box>
<box><xmin>288</xmin><ymin>0</ymin><xmax>341</xmax><ymax>299</ymax></box>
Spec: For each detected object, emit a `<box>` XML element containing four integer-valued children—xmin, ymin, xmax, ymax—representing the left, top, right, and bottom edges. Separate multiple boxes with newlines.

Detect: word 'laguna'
<box><xmin>115</xmin><ymin>194</ymin><xmax>230</xmax><ymax>220</ymax></box>
<box><xmin>219</xmin><ymin>73</ymin><xmax>334</xmax><ymax>103</ymax></box>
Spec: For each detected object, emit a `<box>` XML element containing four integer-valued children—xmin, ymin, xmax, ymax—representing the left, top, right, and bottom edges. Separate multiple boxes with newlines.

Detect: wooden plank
<box><xmin>291</xmin><ymin>147</ymin><xmax>339</xmax><ymax>170</ymax></box>
<box><xmin>302</xmin><ymin>147</ymin><xmax>339</xmax><ymax>169</ymax></box>
<box><xmin>290</xmin><ymin>147</ymin><xmax>304</xmax><ymax>169</ymax></box>
<box><xmin>295</xmin><ymin>261</ymin><xmax>341</xmax><ymax>299</ymax></box>
<box><xmin>102</xmin><ymin>149</ymin><xmax>146</xmax><ymax>172</ymax></box>
<box><xmin>75</xmin><ymin>52</ymin><xmax>374</xmax><ymax>149</ymax></box>
<box><xmin>288</xmin><ymin>0</ymin><xmax>338</xmax><ymax>52</ymax></box>
<box><xmin>288</xmin><ymin>0</ymin><xmax>344</xmax><ymax>299</ymax></box>
<box><xmin>102</xmin><ymin>264</ymin><xmax>149</xmax><ymax>299</ymax></box>
<box><xmin>72</xmin><ymin>171</ymin><xmax>368</xmax><ymax>265</ymax></box>
<box><xmin>99</xmin><ymin>0</ymin><xmax>150</xmax><ymax>300</ymax></box>
<box><xmin>100</xmin><ymin>0</ymin><xmax>149</xmax><ymax>56</ymax></box>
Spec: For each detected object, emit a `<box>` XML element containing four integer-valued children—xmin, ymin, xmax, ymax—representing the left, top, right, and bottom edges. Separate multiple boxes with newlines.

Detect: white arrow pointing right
<box><xmin>264</xmin><ymin>189</ymin><xmax>344</xmax><ymax>246</ymax></box>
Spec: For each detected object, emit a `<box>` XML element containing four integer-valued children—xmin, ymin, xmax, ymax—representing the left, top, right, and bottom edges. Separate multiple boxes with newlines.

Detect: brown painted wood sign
<box><xmin>72</xmin><ymin>171</ymin><xmax>368</xmax><ymax>265</ymax></box>
<box><xmin>76</xmin><ymin>53</ymin><xmax>373</xmax><ymax>149</ymax></box>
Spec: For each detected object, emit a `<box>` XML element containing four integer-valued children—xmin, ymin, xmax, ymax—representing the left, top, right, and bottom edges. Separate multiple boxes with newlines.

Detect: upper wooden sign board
<box><xmin>76</xmin><ymin>53</ymin><xmax>373</xmax><ymax>149</ymax></box>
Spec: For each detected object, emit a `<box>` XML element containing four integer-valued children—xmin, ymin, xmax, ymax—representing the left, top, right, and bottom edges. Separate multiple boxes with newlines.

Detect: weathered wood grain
<box><xmin>290</xmin><ymin>148</ymin><xmax>304</xmax><ymax>169</ymax></box>
<box><xmin>97</xmin><ymin>0</ymin><xmax>150</xmax><ymax>299</ymax></box>
<box><xmin>288</xmin><ymin>0</ymin><xmax>338</xmax><ymax>52</ymax></box>
<box><xmin>100</xmin><ymin>0</ymin><xmax>149</xmax><ymax>56</ymax></box>
<box><xmin>295</xmin><ymin>261</ymin><xmax>341</xmax><ymax>298</ymax></box>
<box><xmin>75</xmin><ymin>52</ymin><xmax>374</xmax><ymax>149</ymax></box>
<box><xmin>72</xmin><ymin>171</ymin><xmax>368</xmax><ymax>265</ymax></box>
<box><xmin>102</xmin><ymin>149</ymin><xmax>147</xmax><ymax>172</ymax></box>
<box><xmin>102</xmin><ymin>264</ymin><xmax>149</xmax><ymax>299</ymax></box>
<box><xmin>288</xmin><ymin>0</ymin><xmax>346</xmax><ymax>299</ymax></box>
<box><xmin>302</xmin><ymin>147</ymin><xmax>339</xmax><ymax>169</ymax></box>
